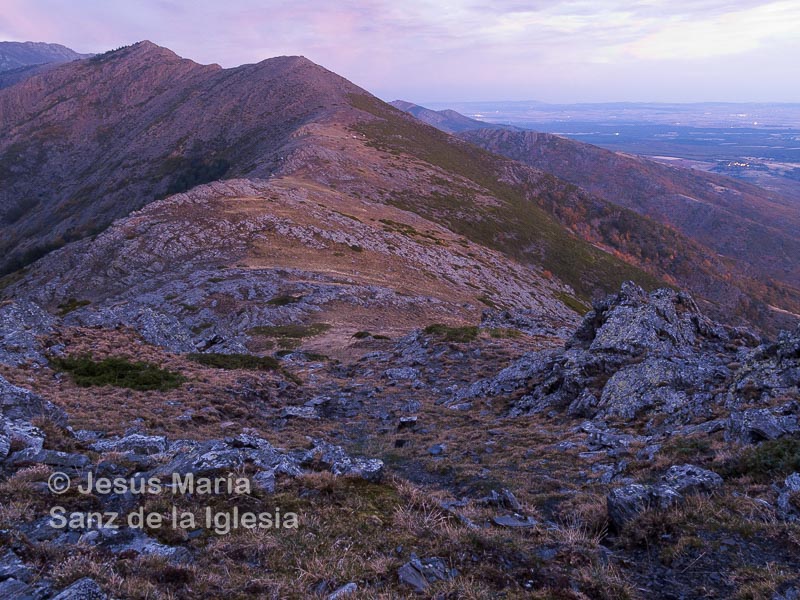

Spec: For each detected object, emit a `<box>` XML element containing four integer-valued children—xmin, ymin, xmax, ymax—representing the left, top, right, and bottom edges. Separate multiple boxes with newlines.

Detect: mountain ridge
<box><xmin>392</xmin><ymin>100</ymin><xmax>800</xmax><ymax>330</ymax></box>
<box><xmin>1</xmin><ymin>42</ymin><xmax>797</xmax><ymax>333</ymax></box>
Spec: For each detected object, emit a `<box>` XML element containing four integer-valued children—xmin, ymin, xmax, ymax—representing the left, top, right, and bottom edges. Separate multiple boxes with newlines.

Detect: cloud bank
<box><xmin>1</xmin><ymin>0</ymin><xmax>798</xmax><ymax>102</ymax></box>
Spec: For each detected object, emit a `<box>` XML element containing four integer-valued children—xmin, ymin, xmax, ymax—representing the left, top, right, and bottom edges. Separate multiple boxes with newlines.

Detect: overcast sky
<box><xmin>1</xmin><ymin>0</ymin><xmax>798</xmax><ymax>103</ymax></box>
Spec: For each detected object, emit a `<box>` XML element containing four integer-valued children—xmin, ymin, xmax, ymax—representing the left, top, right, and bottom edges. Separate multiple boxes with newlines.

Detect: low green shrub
<box><xmin>52</xmin><ymin>355</ymin><xmax>185</xmax><ymax>391</ymax></box>
<box><xmin>187</xmin><ymin>353</ymin><xmax>280</xmax><ymax>371</ymax></box>
<box><xmin>720</xmin><ymin>438</ymin><xmax>800</xmax><ymax>481</ymax></box>
<box><xmin>424</xmin><ymin>324</ymin><xmax>479</xmax><ymax>343</ymax></box>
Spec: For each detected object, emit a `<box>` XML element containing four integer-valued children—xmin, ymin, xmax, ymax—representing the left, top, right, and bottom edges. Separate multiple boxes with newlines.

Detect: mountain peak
<box><xmin>116</xmin><ymin>40</ymin><xmax>183</xmax><ymax>61</ymax></box>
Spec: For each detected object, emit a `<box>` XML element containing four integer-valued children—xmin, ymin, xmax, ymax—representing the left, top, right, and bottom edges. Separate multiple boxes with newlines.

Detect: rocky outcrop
<box><xmin>454</xmin><ymin>282</ymin><xmax>780</xmax><ymax>433</ymax></box>
<box><xmin>608</xmin><ymin>464</ymin><xmax>722</xmax><ymax>529</ymax></box>
<box><xmin>0</xmin><ymin>300</ymin><xmax>55</xmax><ymax>367</ymax></box>
<box><xmin>0</xmin><ymin>375</ymin><xmax>67</xmax><ymax>425</ymax></box>
<box><xmin>397</xmin><ymin>555</ymin><xmax>456</xmax><ymax>593</ymax></box>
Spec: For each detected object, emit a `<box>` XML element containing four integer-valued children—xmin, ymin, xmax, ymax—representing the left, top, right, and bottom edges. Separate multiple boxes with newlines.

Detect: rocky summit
<box><xmin>0</xmin><ymin>41</ymin><xmax>799</xmax><ymax>600</ymax></box>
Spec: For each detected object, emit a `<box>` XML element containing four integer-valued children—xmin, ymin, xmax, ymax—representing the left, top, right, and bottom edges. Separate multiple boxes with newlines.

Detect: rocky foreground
<box><xmin>1</xmin><ymin>283</ymin><xmax>799</xmax><ymax>598</ymax></box>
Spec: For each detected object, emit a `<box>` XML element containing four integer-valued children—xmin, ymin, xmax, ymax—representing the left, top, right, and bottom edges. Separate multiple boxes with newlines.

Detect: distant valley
<box><xmin>424</xmin><ymin>100</ymin><xmax>800</xmax><ymax>197</ymax></box>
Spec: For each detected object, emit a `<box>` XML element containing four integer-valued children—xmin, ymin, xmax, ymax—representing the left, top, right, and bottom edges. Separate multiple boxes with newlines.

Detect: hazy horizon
<box><xmin>2</xmin><ymin>0</ymin><xmax>799</xmax><ymax>104</ymax></box>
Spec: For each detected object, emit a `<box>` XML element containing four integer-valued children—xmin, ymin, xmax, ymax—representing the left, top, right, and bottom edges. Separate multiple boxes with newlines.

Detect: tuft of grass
<box><xmin>424</xmin><ymin>324</ymin><xmax>479</xmax><ymax>343</ymax></box>
<box><xmin>351</xmin><ymin>330</ymin><xmax>390</xmax><ymax>340</ymax></box>
<box><xmin>477</xmin><ymin>294</ymin><xmax>497</xmax><ymax>308</ymax></box>
<box><xmin>56</xmin><ymin>298</ymin><xmax>91</xmax><ymax>316</ymax></box>
<box><xmin>266</xmin><ymin>294</ymin><xmax>304</xmax><ymax>306</ymax></box>
<box><xmin>52</xmin><ymin>355</ymin><xmax>185</xmax><ymax>391</ymax></box>
<box><xmin>487</xmin><ymin>328</ymin><xmax>523</xmax><ymax>339</ymax></box>
<box><xmin>249</xmin><ymin>323</ymin><xmax>332</xmax><ymax>339</ymax></box>
<box><xmin>556</xmin><ymin>291</ymin><xmax>591</xmax><ymax>315</ymax></box>
<box><xmin>187</xmin><ymin>353</ymin><xmax>280</xmax><ymax>372</ymax></box>
<box><xmin>719</xmin><ymin>438</ymin><xmax>800</xmax><ymax>482</ymax></box>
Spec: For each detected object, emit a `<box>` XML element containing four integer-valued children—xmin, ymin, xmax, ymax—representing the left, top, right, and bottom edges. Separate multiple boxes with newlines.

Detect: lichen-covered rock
<box><xmin>725</xmin><ymin>403</ymin><xmax>800</xmax><ymax>444</ymax></box>
<box><xmin>4</xmin><ymin>421</ymin><xmax>45</xmax><ymax>453</ymax></box>
<box><xmin>728</xmin><ymin>326</ymin><xmax>800</xmax><ymax>405</ymax></box>
<box><xmin>0</xmin><ymin>375</ymin><xmax>67</xmax><ymax>425</ymax></box>
<box><xmin>51</xmin><ymin>577</ymin><xmax>106</xmax><ymax>600</ymax></box>
<box><xmin>661</xmin><ymin>464</ymin><xmax>723</xmax><ymax>495</ymax></box>
<box><xmin>91</xmin><ymin>434</ymin><xmax>169</xmax><ymax>455</ymax></box>
<box><xmin>8</xmin><ymin>448</ymin><xmax>91</xmax><ymax>471</ymax></box>
<box><xmin>607</xmin><ymin>483</ymin><xmax>682</xmax><ymax>529</ymax></box>
<box><xmin>302</xmin><ymin>439</ymin><xmax>385</xmax><ymax>482</ymax></box>
<box><xmin>0</xmin><ymin>300</ymin><xmax>55</xmax><ymax>367</ymax></box>
<box><xmin>74</xmin><ymin>303</ymin><xmax>197</xmax><ymax>353</ymax></box>
<box><xmin>571</xmin><ymin>283</ymin><xmax>714</xmax><ymax>355</ymax></box>
<box><xmin>0</xmin><ymin>426</ymin><xmax>10</xmax><ymax>460</ymax></box>
<box><xmin>398</xmin><ymin>555</ymin><xmax>456</xmax><ymax>593</ymax></box>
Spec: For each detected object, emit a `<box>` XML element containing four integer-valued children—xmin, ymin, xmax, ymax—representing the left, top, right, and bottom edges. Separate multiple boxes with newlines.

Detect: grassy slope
<box><xmin>349</xmin><ymin>94</ymin><xmax>666</xmax><ymax>301</ymax></box>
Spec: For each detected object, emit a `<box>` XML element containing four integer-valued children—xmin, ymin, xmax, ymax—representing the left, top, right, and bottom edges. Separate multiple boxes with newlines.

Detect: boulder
<box><xmin>607</xmin><ymin>483</ymin><xmax>682</xmax><ymax>530</ymax></box>
<box><xmin>51</xmin><ymin>577</ymin><xmax>106</xmax><ymax>600</ymax></box>
<box><xmin>598</xmin><ymin>358</ymin><xmax>704</xmax><ymax>421</ymax></box>
<box><xmin>0</xmin><ymin>375</ymin><xmax>67</xmax><ymax>425</ymax></box>
<box><xmin>383</xmin><ymin>367</ymin><xmax>419</xmax><ymax>381</ymax></box>
<box><xmin>661</xmin><ymin>464</ymin><xmax>723</xmax><ymax>495</ymax></box>
<box><xmin>152</xmin><ymin>444</ymin><xmax>244</xmax><ymax>477</ymax></box>
<box><xmin>91</xmin><ymin>434</ymin><xmax>168</xmax><ymax>455</ymax></box>
<box><xmin>326</xmin><ymin>582</ymin><xmax>358</xmax><ymax>599</ymax></box>
<box><xmin>4</xmin><ymin>422</ymin><xmax>46</xmax><ymax>453</ymax></box>
<box><xmin>492</xmin><ymin>515</ymin><xmax>537</xmax><ymax>528</ymax></box>
<box><xmin>572</xmin><ymin>283</ymin><xmax>708</xmax><ymax>356</ymax></box>
<box><xmin>726</xmin><ymin>404</ymin><xmax>799</xmax><ymax>444</ymax></box>
<box><xmin>302</xmin><ymin>439</ymin><xmax>384</xmax><ymax>482</ymax></box>
<box><xmin>0</xmin><ymin>549</ymin><xmax>31</xmax><ymax>583</ymax></box>
<box><xmin>8</xmin><ymin>448</ymin><xmax>90</xmax><ymax>471</ymax></box>
<box><xmin>0</xmin><ymin>300</ymin><xmax>55</xmax><ymax>367</ymax></box>
<box><xmin>0</xmin><ymin>578</ymin><xmax>37</xmax><ymax>599</ymax></box>
<box><xmin>398</xmin><ymin>555</ymin><xmax>455</xmax><ymax>593</ymax></box>
<box><xmin>252</xmin><ymin>469</ymin><xmax>276</xmax><ymax>493</ymax></box>
<box><xmin>0</xmin><ymin>427</ymin><xmax>10</xmax><ymax>460</ymax></box>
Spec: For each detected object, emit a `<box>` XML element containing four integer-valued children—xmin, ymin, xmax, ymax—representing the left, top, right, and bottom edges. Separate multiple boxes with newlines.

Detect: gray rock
<box><xmin>74</xmin><ymin>304</ymin><xmax>196</xmax><ymax>353</ymax></box>
<box><xmin>427</xmin><ymin>444</ymin><xmax>446</xmax><ymax>456</ymax></box>
<box><xmin>91</xmin><ymin>434</ymin><xmax>168</xmax><ymax>455</ymax></box>
<box><xmin>786</xmin><ymin>473</ymin><xmax>800</xmax><ymax>493</ymax></box>
<box><xmin>252</xmin><ymin>469</ymin><xmax>276</xmax><ymax>493</ymax></box>
<box><xmin>662</xmin><ymin>464</ymin><xmax>723</xmax><ymax>495</ymax></box>
<box><xmin>398</xmin><ymin>555</ymin><xmax>455</xmax><ymax>593</ymax></box>
<box><xmin>0</xmin><ymin>578</ymin><xmax>38</xmax><ymax>600</ymax></box>
<box><xmin>0</xmin><ymin>375</ymin><xmax>67</xmax><ymax>425</ymax></box>
<box><xmin>0</xmin><ymin>300</ymin><xmax>55</xmax><ymax>367</ymax></box>
<box><xmin>326</xmin><ymin>582</ymin><xmax>358</xmax><ymax>599</ymax></box>
<box><xmin>280</xmin><ymin>406</ymin><xmax>319</xmax><ymax>420</ymax></box>
<box><xmin>88</xmin><ymin>527</ymin><xmax>190</xmax><ymax>563</ymax></box>
<box><xmin>0</xmin><ymin>549</ymin><xmax>31</xmax><ymax>582</ymax></box>
<box><xmin>5</xmin><ymin>422</ymin><xmax>46</xmax><ymax>453</ymax></box>
<box><xmin>576</xmin><ymin>283</ymin><xmax>706</xmax><ymax>356</ymax></box>
<box><xmin>383</xmin><ymin>367</ymin><xmax>419</xmax><ymax>381</ymax></box>
<box><xmin>8</xmin><ymin>448</ymin><xmax>90</xmax><ymax>470</ymax></box>
<box><xmin>152</xmin><ymin>444</ymin><xmax>244</xmax><ymax>477</ymax></box>
<box><xmin>607</xmin><ymin>483</ymin><xmax>682</xmax><ymax>529</ymax></box>
<box><xmin>598</xmin><ymin>358</ymin><xmax>697</xmax><ymax>421</ymax></box>
<box><xmin>303</xmin><ymin>439</ymin><xmax>384</xmax><ymax>482</ymax></box>
<box><xmin>567</xmin><ymin>390</ymin><xmax>599</xmax><ymax>417</ymax></box>
<box><xmin>0</xmin><ymin>428</ymin><xmax>10</xmax><ymax>460</ymax></box>
<box><xmin>51</xmin><ymin>577</ymin><xmax>106</xmax><ymax>600</ymax></box>
<box><xmin>398</xmin><ymin>561</ymin><xmax>429</xmax><ymax>593</ymax></box>
<box><xmin>479</xmin><ymin>489</ymin><xmax>523</xmax><ymax>512</ymax></box>
<box><xmin>492</xmin><ymin>515</ymin><xmax>537</xmax><ymax>528</ymax></box>
<box><xmin>726</xmin><ymin>406</ymin><xmax>799</xmax><ymax>444</ymax></box>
